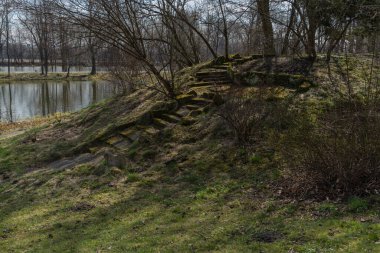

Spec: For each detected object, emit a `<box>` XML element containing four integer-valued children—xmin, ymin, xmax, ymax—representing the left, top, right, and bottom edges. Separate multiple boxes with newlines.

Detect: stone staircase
<box><xmin>48</xmin><ymin>62</ymin><xmax>240</xmax><ymax>170</ymax></box>
<box><xmin>91</xmin><ymin>66</ymin><xmax>233</xmax><ymax>164</ymax></box>
<box><xmin>190</xmin><ymin>68</ymin><xmax>233</xmax><ymax>88</ymax></box>
<box><xmin>97</xmin><ymin>65</ymin><xmax>237</xmax><ymax>154</ymax></box>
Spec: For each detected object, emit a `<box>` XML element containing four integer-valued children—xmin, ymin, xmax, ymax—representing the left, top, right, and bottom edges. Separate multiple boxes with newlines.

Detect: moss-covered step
<box><xmin>189</xmin><ymin>81</ymin><xmax>215</xmax><ymax>88</ymax></box>
<box><xmin>191</xmin><ymin>81</ymin><xmax>231</xmax><ymax>88</ymax></box>
<box><xmin>112</xmin><ymin>140</ymin><xmax>131</xmax><ymax>150</ymax></box>
<box><xmin>119</xmin><ymin>129</ymin><xmax>141</xmax><ymax>142</ymax></box>
<box><xmin>196</xmin><ymin>74</ymin><xmax>229</xmax><ymax>80</ymax></box>
<box><xmin>159</xmin><ymin>114</ymin><xmax>181</xmax><ymax>123</ymax></box>
<box><xmin>176</xmin><ymin>107</ymin><xmax>191</xmax><ymax>117</ymax></box>
<box><xmin>153</xmin><ymin>118</ymin><xmax>173</xmax><ymax>129</ymax></box>
<box><xmin>212</xmin><ymin>65</ymin><xmax>229</xmax><ymax>70</ymax></box>
<box><xmin>197</xmin><ymin>77</ymin><xmax>231</xmax><ymax>83</ymax></box>
<box><xmin>236</xmin><ymin>71</ymin><xmax>315</xmax><ymax>90</ymax></box>
<box><xmin>47</xmin><ymin>153</ymin><xmax>102</xmax><ymax>170</ymax></box>
<box><xmin>189</xmin><ymin>106</ymin><xmax>210</xmax><ymax>117</ymax></box>
<box><xmin>141</xmin><ymin>126</ymin><xmax>160</xmax><ymax>135</ymax></box>
<box><xmin>181</xmin><ymin>116</ymin><xmax>197</xmax><ymax>126</ymax></box>
<box><xmin>176</xmin><ymin>94</ymin><xmax>196</xmax><ymax>105</ymax></box>
<box><xmin>187</xmin><ymin>97</ymin><xmax>214</xmax><ymax>106</ymax></box>
<box><xmin>230</xmin><ymin>57</ymin><xmax>251</xmax><ymax>65</ymax></box>
<box><xmin>184</xmin><ymin>104</ymin><xmax>201</xmax><ymax>110</ymax></box>
<box><xmin>190</xmin><ymin>85</ymin><xmax>230</xmax><ymax>95</ymax></box>
<box><xmin>196</xmin><ymin>70</ymin><xmax>228</xmax><ymax>78</ymax></box>
<box><xmin>106</xmin><ymin>135</ymin><xmax>131</xmax><ymax>150</ymax></box>
<box><xmin>106</xmin><ymin>135</ymin><xmax>125</xmax><ymax>145</ymax></box>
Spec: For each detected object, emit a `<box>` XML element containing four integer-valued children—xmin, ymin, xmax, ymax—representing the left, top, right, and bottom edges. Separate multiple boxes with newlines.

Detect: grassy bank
<box><xmin>0</xmin><ymin>72</ymin><xmax>109</xmax><ymax>82</ymax></box>
<box><xmin>0</xmin><ymin>57</ymin><xmax>379</xmax><ymax>252</ymax></box>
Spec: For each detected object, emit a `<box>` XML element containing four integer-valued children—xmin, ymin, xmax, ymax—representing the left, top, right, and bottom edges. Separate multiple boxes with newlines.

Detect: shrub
<box><xmin>218</xmin><ymin>89</ymin><xmax>289</xmax><ymax>145</ymax></box>
<box><xmin>107</xmin><ymin>54</ymin><xmax>144</xmax><ymax>94</ymax></box>
<box><xmin>219</xmin><ymin>96</ymin><xmax>268</xmax><ymax>144</ymax></box>
<box><xmin>280</xmin><ymin>99</ymin><xmax>380</xmax><ymax>199</ymax></box>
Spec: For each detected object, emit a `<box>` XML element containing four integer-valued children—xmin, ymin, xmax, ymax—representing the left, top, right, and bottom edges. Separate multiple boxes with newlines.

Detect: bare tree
<box><xmin>257</xmin><ymin>0</ymin><xmax>275</xmax><ymax>70</ymax></box>
<box><xmin>5</xmin><ymin>0</ymin><xmax>11</xmax><ymax>76</ymax></box>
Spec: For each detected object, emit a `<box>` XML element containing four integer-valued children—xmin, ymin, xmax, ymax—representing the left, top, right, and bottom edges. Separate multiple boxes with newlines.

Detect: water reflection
<box><xmin>0</xmin><ymin>81</ymin><xmax>115</xmax><ymax>122</ymax></box>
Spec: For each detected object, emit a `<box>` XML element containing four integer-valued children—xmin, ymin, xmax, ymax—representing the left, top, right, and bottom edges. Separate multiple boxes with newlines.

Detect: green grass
<box><xmin>0</xmin><ymin>135</ymin><xmax>379</xmax><ymax>252</ymax></box>
<box><xmin>0</xmin><ymin>170</ymin><xmax>379</xmax><ymax>252</ymax></box>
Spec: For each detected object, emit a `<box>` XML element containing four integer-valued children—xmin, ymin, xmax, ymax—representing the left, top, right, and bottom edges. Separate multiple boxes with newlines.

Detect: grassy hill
<box><xmin>0</xmin><ymin>56</ymin><xmax>379</xmax><ymax>252</ymax></box>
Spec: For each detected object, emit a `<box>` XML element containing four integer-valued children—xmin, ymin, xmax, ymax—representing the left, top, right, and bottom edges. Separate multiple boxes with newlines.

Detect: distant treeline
<box><xmin>0</xmin><ymin>0</ymin><xmax>378</xmax><ymax>95</ymax></box>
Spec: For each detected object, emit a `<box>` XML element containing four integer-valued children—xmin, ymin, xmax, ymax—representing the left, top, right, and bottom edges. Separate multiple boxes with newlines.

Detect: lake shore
<box><xmin>0</xmin><ymin>115</ymin><xmax>54</xmax><ymax>140</ymax></box>
<box><xmin>0</xmin><ymin>72</ymin><xmax>109</xmax><ymax>83</ymax></box>
<box><xmin>0</xmin><ymin>111</ymin><xmax>77</xmax><ymax>142</ymax></box>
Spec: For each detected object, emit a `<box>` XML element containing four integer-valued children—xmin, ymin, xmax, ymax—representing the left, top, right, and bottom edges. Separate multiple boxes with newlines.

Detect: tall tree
<box><xmin>257</xmin><ymin>0</ymin><xmax>275</xmax><ymax>71</ymax></box>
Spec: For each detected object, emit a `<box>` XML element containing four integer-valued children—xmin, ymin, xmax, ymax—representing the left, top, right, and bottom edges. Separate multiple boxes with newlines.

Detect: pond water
<box><xmin>0</xmin><ymin>80</ymin><xmax>116</xmax><ymax>122</ymax></box>
<box><xmin>0</xmin><ymin>66</ymin><xmax>108</xmax><ymax>73</ymax></box>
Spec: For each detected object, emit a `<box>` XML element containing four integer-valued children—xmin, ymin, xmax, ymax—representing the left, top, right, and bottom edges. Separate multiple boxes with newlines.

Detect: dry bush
<box><xmin>218</xmin><ymin>88</ymin><xmax>290</xmax><ymax>145</ymax></box>
<box><xmin>280</xmin><ymin>100</ymin><xmax>380</xmax><ymax>199</ymax></box>
<box><xmin>106</xmin><ymin>55</ymin><xmax>144</xmax><ymax>94</ymax></box>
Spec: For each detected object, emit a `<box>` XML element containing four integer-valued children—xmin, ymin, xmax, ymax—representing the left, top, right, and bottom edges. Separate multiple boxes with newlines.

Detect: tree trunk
<box><xmin>218</xmin><ymin>0</ymin><xmax>229</xmax><ymax>60</ymax></box>
<box><xmin>306</xmin><ymin>27</ymin><xmax>317</xmax><ymax>61</ymax></box>
<box><xmin>5</xmin><ymin>4</ymin><xmax>11</xmax><ymax>77</ymax></box>
<box><xmin>281</xmin><ymin>3</ymin><xmax>296</xmax><ymax>56</ymax></box>
<box><xmin>90</xmin><ymin>46</ymin><xmax>96</xmax><ymax>75</ymax></box>
<box><xmin>257</xmin><ymin>0</ymin><xmax>275</xmax><ymax>72</ymax></box>
<box><xmin>44</xmin><ymin>47</ymin><xmax>49</xmax><ymax>76</ymax></box>
<box><xmin>305</xmin><ymin>3</ymin><xmax>318</xmax><ymax>61</ymax></box>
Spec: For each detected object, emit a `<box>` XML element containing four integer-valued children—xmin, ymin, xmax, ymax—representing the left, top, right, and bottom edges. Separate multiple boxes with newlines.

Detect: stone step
<box><xmin>199</xmin><ymin>92</ymin><xmax>217</xmax><ymax>100</ymax></box>
<box><xmin>106</xmin><ymin>135</ymin><xmax>132</xmax><ymax>150</ymax></box>
<box><xmin>197</xmin><ymin>77</ymin><xmax>231</xmax><ymax>83</ymax></box>
<box><xmin>176</xmin><ymin>94</ymin><xmax>196</xmax><ymax>105</ymax></box>
<box><xmin>187</xmin><ymin>97</ymin><xmax>213</xmax><ymax>106</ymax></box>
<box><xmin>190</xmin><ymin>85</ymin><xmax>231</xmax><ymax>93</ymax></box>
<box><xmin>48</xmin><ymin>159</ymin><xmax>77</xmax><ymax>171</ymax></box>
<box><xmin>153</xmin><ymin>118</ymin><xmax>172</xmax><ymax>129</ymax></box>
<box><xmin>189</xmin><ymin>109</ymin><xmax>204</xmax><ymax>117</ymax></box>
<box><xmin>74</xmin><ymin>153</ymin><xmax>103</xmax><ymax>165</ymax></box>
<box><xmin>231</xmin><ymin>55</ymin><xmax>242</xmax><ymax>60</ymax></box>
<box><xmin>230</xmin><ymin>57</ymin><xmax>252</xmax><ymax>64</ymax></box>
<box><xmin>189</xmin><ymin>81</ymin><xmax>215</xmax><ymax>88</ymax></box>
<box><xmin>159</xmin><ymin>113</ymin><xmax>181</xmax><ymax>123</ymax></box>
<box><xmin>232</xmin><ymin>59</ymin><xmax>245</xmax><ymax>63</ymax></box>
<box><xmin>196</xmin><ymin>73</ymin><xmax>229</xmax><ymax>79</ymax></box>
<box><xmin>197</xmin><ymin>73</ymin><xmax>229</xmax><ymax>78</ymax></box>
<box><xmin>112</xmin><ymin>140</ymin><xmax>131</xmax><ymax>150</ymax></box>
<box><xmin>198</xmin><ymin>68</ymin><xmax>227</xmax><ymax>72</ymax></box>
<box><xmin>142</xmin><ymin>126</ymin><xmax>161</xmax><ymax>135</ymax></box>
<box><xmin>188</xmin><ymin>105</ymin><xmax>211</xmax><ymax>117</ymax></box>
<box><xmin>196</xmin><ymin>71</ymin><xmax>228</xmax><ymax>77</ymax></box>
<box><xmin>106</xmin><ymin>136</ymin><xmax>125</xmax><ymax>145</ymax></box>
<box><xmin>181</xmin><ymin>116</ymin><xmax>197</xmax><ymax>126</ymax></box>
<box><xmin>119</xmin><ymin>129</ymin><xmax>141</xmax><ymax>142</ymax></box>
<box><xmin>195</xmin><ymin>81</ymin><xmax>231</xmax><ymax>86</ymax></box>
<box><xmin>184</xmin><ymin>104</ymin><xmax>201</xmax><ymax>110</ymax></box>
<box><xmin>48</xmin><ymin>153</ymin><xmax>103</xmax><ymax>171</ymax></box>
<box><xmin>176</xmin><ymin>107</ymin><xmax>191</xmax><ymax>118</ymax></box>
<box><xmin>213</xmin><ymin>65</ymin><xmax>229</xmax><ymax>70</ymax></box>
